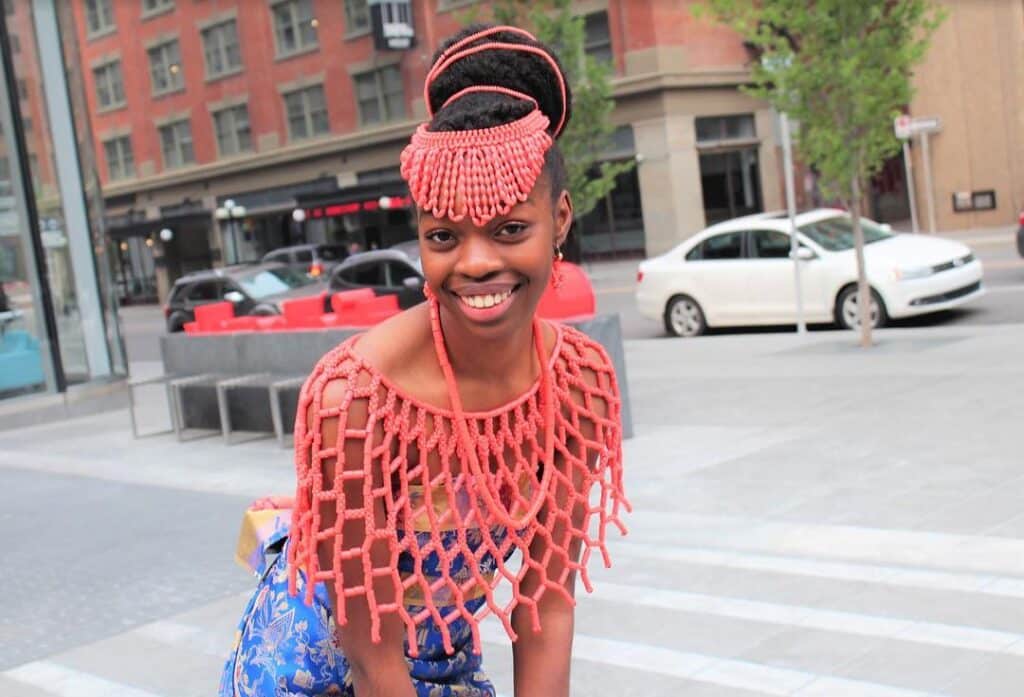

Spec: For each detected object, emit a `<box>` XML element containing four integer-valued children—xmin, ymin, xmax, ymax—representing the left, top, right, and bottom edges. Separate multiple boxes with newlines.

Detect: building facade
<box><xmin>904</xmin><ymin>0</ymin><xmax>1023</xmax><ymax>232</ymax></box>
<box><xmin>0</xmin><ymin>1</ymin><xmax>126</xmax><ymax>403</ymax></box>
<box><xmin>73</xmin><ymin>0</ymin><xmax>790</xmax><ymax>303</ymax></box>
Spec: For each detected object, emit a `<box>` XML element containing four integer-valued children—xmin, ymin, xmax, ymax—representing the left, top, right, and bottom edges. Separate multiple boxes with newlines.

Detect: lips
<box><xmin>448</xmin><ymin>282</ymin><xmax>523</xmax><ymax>322</ymax></box>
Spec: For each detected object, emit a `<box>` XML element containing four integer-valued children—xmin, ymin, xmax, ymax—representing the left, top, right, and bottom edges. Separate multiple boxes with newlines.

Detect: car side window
<box><xmin>749</xmin><ymin>230</ymin><xmax>792</xmax><ymax>259</ymax></box>
<box><xmin>264</xmin><ymin>251</ymin><xmax>285</xmax><ymax>264</ymax></box>
<box><xmin>342</xmin><ymin>263</ymin><xmax>386</xmax><ymax>287</ymax></box>
<box><xmin>296</xmin><ymin>250</ymin><xmax>313</xmax><ymax>264</ymax></box>
<box><xmin>687</xmin><ymin>232</ymin><xmax>743</xmax><ymax>261</ymax></box>
<box><xmin>186</xmin><ymin>281</ymin><xmax>220</xmax><ymax>302</ymax></box>
<box><xmin>387</xmin><ymin>262</ymin><xmax>419</xmax><ymax>286</ymax></box>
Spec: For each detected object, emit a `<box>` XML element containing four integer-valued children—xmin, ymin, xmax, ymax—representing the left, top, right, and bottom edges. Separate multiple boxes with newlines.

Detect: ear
<box><xmin>553</xmin><ymin>189</ymin><xmax>573</xmax><ymax>248</ymax></box>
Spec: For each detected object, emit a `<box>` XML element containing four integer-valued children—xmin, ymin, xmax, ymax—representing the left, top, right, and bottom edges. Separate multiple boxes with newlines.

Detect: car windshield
<box><xmin>317</xmin><ymin>245</ymin><xmax>346</xmax><ymax>261</ymax></box>
<box><xmin>237</xmin><ymin>267</ymin><xmax>314</xmax><ymax>299</ymax></box>
<box><xmin>798</xmin><ymin>215</ymin><xmax>892</xmax><ymax>252</ymax></box>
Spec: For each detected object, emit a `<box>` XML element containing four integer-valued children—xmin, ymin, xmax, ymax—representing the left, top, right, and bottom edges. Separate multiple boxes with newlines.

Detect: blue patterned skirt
<box><xmin>219</xmin><ymin>535</ymin><xmax>497</xmax><ymax>697</ymax></box>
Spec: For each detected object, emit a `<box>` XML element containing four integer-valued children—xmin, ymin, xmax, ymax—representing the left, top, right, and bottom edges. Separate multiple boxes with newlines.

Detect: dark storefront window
<box><xmin>577</xmin><ymin>166</ymin><xmax>645</xmax><ymax>259</ymax></box>
<box><xmin>696</xmin><ymin>114</ymin><xmax>762</xmax><ymax>224</ymax></box>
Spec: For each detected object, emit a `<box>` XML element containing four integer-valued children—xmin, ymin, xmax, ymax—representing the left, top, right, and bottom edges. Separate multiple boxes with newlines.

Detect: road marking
<box><xmin>480</xmin><ymin>623</ymin><xmax>950</xmax><ymax>696</ymax></box>
<box><xmin>589</xmin><ymin>581</ymin><xmax>1024</xmax><ymax>655</ymax></box>
<box><xmin>3</xmin><ymin>661</ymin><xmax>164</xmax><ymax>697</ymax></box>
<box><xmin>623</xmin><ymin>511</ymin><xmax>1024</xmax><ymax>578</ymax></box>
<box><xmin>960</xmin><ymin>234</ymin><xmax>1014</xmax><ymax>247</ymax></box>
<box><xmin>594</xmin><ymin>285</ymin><xmax>634</xmax><ymax>295</ymax></box>
<box><xmin>609</xmin><ymin>541</ymin><xmax>1024</xmax><ymax>599</ymax></box>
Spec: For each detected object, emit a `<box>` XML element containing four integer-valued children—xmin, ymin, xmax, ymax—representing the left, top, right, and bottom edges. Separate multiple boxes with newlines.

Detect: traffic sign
<box><xmin>894</xmin><ymin>115</ymin><xmax>941</xmax><ymax>139</ymax></box>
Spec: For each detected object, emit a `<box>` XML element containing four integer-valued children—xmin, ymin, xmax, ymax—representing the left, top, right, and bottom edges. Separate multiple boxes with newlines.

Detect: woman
<box><xmin>221</xmin><ymin>24</ymin><xmax>628</xmax><ymax>697</ymax></box>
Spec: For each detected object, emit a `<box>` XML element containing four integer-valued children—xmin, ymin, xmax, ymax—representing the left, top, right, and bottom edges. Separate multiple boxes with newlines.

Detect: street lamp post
<box><xmin>215</xmin><ymin>198</ymin><xmax>247</xmax><ymax>265</ymax></box>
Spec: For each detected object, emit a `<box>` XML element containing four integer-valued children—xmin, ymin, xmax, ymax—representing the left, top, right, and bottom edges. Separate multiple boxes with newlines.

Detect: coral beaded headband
<box><xmin>400</xmin><ymin>26</ymin><xmax>568</xmax><ymax>227</ymax></box>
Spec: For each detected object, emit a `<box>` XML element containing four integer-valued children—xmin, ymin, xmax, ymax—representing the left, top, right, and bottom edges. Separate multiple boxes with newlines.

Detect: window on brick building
<box><xmin>93</xmin><ymin>60</ymin><xmax>125</xmax><ymax>110</ymax></box>
<box><xmin>353</xmin><ymin>65</ymin><xmax>404</xmax><ymax>126</ymax></box>
<box><xmin>9</xmin><ymin>33</ymin><xmax>18</xmax><ymax>53</ymax></box>
<box><xmin>283</xmin><ymin>85</ymin><xmax>329</xmax><ymax>140</ymax></box>
<box><xmin>272</xmin><ymin>0</ymin><xmax>318</xmax><ymax>57</ymax></box>
<box><xmin>213</xmin><ymin>104</ymin><xmax>252</xmax><ymax>156</ymax></box>
<box><xmin>141</xmin><ymin>0</ymin><xmax>174</xmax><ymax>18</ymax></box>
<box><xmin>202</xmin><ymin>19</ymin><xmax>243</xmax><ymax>79</ymax></box>
<box><xmin>344</xmin><ymin>0</ymin><xmax>370</xmax><ymax>34</ymax></box>
<box><xmin>158</xmin><ymin>119</ymin><xmax>194</xmax><ymax>169</ymax></box>
<box><xmin>584</xmin><ymin>12</ymin><xmax>612</xmax><ymax>64</ymax></box>
<box><xmin>16</xmin><ymin>79</ymin><xmax>27</xmax><ymax>100</ymax></box>
<box><xmin>103</xmin><ymin>135</ymin><xmax>134</xmax><ymax>181</ymax></box>
<box><xmin>148</xmin><ymin>39</ymin><xmax>184</xmax><ymax>95</ymax></box>
<box><xmin>85</xmin><ymin>0</ymin><xmax>115</xmax><ymax>36</ymax></box>
<box><xmin>21</xmin><ymin>117</ymin><xmax>31</xmax><ymax>133</ymax></box>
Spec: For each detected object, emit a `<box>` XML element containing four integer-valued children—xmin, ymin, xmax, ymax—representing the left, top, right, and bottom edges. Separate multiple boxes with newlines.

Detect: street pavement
<box><xmin>2</xmin><ymin>312</ymin><xmax>1024</xmax><ymax>695</ymax></box>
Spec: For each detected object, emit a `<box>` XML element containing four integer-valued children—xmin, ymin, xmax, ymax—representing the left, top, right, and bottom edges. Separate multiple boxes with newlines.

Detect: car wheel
<box><xmin>166</xmin><ymin>313</ymin><xmax>187</xmax><ymax>333</ymax></box>
<box><xmin>836</xmin><ymin>285</ymin><xmax>888</xmax><ymax>330</ymax></box>
<box><xmin>664</xmin><ymin>295</ymin><xmax>706</xmax><ymax>337</ymax></box>
<box><xmin>251</xmin><ymin>305</ymin><xmax>278</xmax><ymax>317</ymax></box>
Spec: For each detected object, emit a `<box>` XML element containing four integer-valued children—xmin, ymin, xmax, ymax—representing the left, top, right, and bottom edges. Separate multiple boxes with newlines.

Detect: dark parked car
<box><xmin>261</xmin><ymin>243</ymin><xmax>347</xmax><ymax>280</ymax></box>
<box><xmin>1017</xmin><ymin>209</ymin><xmax>1024</xmax><ymax>257</ymax></box>
<box><xmin>164</xmin><ymin>263</ymin><xmax>326</xmax><ymax>332</ymax></box>
<box><xmin>327</xmin><ymin>249</ymin><xmax>425</xmax><ymax>310</ymax></box>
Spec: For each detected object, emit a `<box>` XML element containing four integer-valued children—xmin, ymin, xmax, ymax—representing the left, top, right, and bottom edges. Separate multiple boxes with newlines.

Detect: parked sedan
<box><xmin>165</xmin><ymin>263</ymin><xmax>326</xmax><ymax>332</ymax></box>
<box><xmin>637</xmin><ymin>209</ymin><xmax>985</xmax><ymax>337</ymax></box>
<box><xmin>327</xmin><ymin>249</ymin><xmax>426</xmax><ymax>310</ymax></box>
<box><xmin>261</xmin><ymin>243</ymin><xmax>348</xmax><ymax>279</ymax></box>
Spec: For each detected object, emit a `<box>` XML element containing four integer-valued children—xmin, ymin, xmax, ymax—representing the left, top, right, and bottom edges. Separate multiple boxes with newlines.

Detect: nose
<box><xmin>454</xmin><ymin>233</ymin><xmax>503</xmax><ymax>279</ymax></box>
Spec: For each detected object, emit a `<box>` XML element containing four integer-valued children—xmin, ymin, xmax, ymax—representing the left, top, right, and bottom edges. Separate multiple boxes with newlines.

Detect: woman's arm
<box><xmin>308</xmin><ymin>378</ymin><xmax>416</xmax><ymax>697</ymax></box>
<box><xmin>510</xmin><ymin>514</ymin><xmax>584</xmax><ymax>697</ymax></box>
<box><xmin>510</xmin><ymin>341</ymin><xmax>614</xmax><ymax>697</ymax></box>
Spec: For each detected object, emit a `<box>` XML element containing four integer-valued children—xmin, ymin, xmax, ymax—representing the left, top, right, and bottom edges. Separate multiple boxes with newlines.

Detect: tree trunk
<box><xmin>850</xmin><ymin>177</ymin><xmax>873</xmax><ymax>348</ymax></box>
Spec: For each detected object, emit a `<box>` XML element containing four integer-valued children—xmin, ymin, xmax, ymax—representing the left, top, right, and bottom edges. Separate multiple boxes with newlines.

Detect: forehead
<box><xmin>416</xmin><ymin>170</ymin><xmax>553</xmax><ymax>226</ymax></box>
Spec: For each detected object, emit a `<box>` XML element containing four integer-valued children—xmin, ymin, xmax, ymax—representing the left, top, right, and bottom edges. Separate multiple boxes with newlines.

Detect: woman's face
<box><xmin>417</xmin><ymin>172</ymin><xmax>572</xmax><ymax>339</ymax></box>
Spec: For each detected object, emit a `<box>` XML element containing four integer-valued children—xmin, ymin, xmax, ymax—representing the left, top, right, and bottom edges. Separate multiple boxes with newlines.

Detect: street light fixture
<box><xmin>215</xmin><ymin>198</ymin><xmax>247</xmax><ymax>265</ymax></box>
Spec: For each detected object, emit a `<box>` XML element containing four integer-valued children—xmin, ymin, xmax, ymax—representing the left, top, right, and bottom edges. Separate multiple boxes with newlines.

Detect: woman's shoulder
<box><xmin>305</xmin><ymin>304</ymin><xmax>436</xmax><ymax>410</ymax></box>
<box><xmin>553</xmin><ymin>323</ymin><xmax>617</xmax><ymax>383</ymax></box>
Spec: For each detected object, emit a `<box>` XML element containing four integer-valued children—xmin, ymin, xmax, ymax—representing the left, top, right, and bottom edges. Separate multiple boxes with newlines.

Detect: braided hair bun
<box><xmin>425</xmin><ymin>24</ymin><xmax>572</xmax><ymax>198</ymax></box>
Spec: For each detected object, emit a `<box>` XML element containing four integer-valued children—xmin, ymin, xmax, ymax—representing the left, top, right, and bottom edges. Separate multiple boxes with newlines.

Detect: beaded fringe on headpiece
<box><xmin>399</xmin><ymin>26</ymin><xmax>567</xmax><ymax>227</ymax></box>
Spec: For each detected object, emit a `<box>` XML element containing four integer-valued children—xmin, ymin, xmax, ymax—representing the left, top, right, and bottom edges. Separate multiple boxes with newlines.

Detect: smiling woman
<box><xmin>219</xmin><ymin>24</ymin><xmax>629</xmax><ymax>697</ymax></box>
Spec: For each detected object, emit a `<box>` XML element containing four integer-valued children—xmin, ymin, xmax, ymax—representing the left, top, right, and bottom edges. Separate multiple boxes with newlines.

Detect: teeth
<box><xmin>460</xmin><ymin>290</ymin><xmax>512</xmax><ymax>310</ymax></box>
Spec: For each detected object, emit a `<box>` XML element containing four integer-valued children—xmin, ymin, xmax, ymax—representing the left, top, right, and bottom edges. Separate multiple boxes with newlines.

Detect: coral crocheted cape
<box><xmin>287</xmin><ymin>320</ymin><xmax>629</xmax><ymax>656</ymax></box>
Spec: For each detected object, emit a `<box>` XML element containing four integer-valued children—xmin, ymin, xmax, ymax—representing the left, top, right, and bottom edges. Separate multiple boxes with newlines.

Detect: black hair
<box><xmin>426</xmin><ymin>24</ymin><xmax>571</xmax><ymax>205</ymax></box>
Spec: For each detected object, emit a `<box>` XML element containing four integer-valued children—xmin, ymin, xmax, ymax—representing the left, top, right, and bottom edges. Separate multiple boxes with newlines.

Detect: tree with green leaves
<box><xmin>697</xmin><ymin>0</ymin><xmax>943</xmax><ymax>346</ymax></box>
<box><xmin>461</xmin><ymin>0</ymin><xmax>633</xmax><ymax>257</ymax></box>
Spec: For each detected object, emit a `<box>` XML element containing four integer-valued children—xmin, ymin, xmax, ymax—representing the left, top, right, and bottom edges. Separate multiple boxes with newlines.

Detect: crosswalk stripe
<box><xmin>587</xmin><ymin>581</ymin><xmax>1024</xmax><ymax>655</ymax></box>
<box><xmin>624</xmin><ymin>511</ymin><xmax>1024</xmax><ymax>577</ymax></box>
<box><xmin>3</xmin><ymin>661</ymin><xmax>164</xmax><ymax>697</ymax></box>
<box><xmin>479</xmin><ymin>622</ymin><xmax>951</xmax><ymax>697</ymax></box>
<box><xmin>609</xmin><ymin>540</ymin><xmax>1024</xmax><ymax>599</ymax></box>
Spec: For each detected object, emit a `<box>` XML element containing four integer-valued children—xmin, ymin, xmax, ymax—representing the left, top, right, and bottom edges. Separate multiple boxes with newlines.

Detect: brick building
<box><xmin>73</xmin><ymin>0</ymin><xmax>793</xmax><ymax>303</ymax></box>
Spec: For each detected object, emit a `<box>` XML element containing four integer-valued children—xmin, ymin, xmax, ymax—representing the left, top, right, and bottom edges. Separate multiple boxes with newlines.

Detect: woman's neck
<box><xmin>436</xmin><ymin>306</ymin><xmax>538</xmax><ymax>390</ymax></box>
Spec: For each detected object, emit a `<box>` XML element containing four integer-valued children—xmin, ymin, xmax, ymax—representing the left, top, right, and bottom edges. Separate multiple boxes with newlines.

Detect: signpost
<box><xmin>895</xmin><ymin>115</ymin><xmax>941</xmax><ymax>233</ymax></box>
<box><xmin>779</xmin><ymin>112</ymin><xmax>806</xmax><ymax>334</ymax></box>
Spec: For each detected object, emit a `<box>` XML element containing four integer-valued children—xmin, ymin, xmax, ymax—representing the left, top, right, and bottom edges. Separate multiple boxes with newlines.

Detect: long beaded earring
<box><xmin>552</xmin><ymin>244</ymin><xmax>564</xmax><ymax>290</ymax></box>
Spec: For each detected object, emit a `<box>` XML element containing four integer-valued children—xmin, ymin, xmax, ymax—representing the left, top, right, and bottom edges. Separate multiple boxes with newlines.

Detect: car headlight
<box><xmin>893</xmin><ymin>265</ymin><xmax>934</xmax><ymax>281</ymax></box>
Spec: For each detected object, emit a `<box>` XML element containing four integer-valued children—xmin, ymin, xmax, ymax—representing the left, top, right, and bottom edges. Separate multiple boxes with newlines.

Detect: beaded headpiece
<box><xmin>399</xmin><ymin>26</ymin><xmax>568</xmax><ymax>227</ymax></box>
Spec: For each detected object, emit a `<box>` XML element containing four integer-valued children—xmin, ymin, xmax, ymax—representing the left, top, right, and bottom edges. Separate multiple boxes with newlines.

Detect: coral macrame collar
<box><xmin>287</xmin><ymin>298</ymin><xmax>628</xmax><ymax>656</ymax></box>
<box><xmin>400</xmin><ymin>25</ymin><xmax>566</xmax><ymax>227</ymax></box>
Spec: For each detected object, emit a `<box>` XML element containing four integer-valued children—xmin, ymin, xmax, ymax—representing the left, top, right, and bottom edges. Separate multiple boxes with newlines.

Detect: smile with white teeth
<box><xmin>458</xmin><ymin>289</ymin><xmax>513</xmax><ymax>309</ymax></box>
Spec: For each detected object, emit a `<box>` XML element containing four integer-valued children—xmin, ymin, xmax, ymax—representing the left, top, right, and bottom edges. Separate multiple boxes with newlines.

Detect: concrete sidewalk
<box><xmin>2</xmin><ymin>322</ymin><xmax>1024</xmax><ymax>696</ymax></box>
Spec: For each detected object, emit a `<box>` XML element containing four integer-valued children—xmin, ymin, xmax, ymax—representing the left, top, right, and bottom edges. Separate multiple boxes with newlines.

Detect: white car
<box><xmin>636</xmin><ymin>209</ymin><xmax>985</xmax><ymax>337</ymax></box>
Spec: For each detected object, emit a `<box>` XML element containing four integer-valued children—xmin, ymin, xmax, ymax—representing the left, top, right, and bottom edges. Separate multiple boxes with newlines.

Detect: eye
<box><xmin>496</xmin><ymin>223</ymin><xmax>528</xmax><ymax>238</ymax></box>
<box><xmin>424</xmin><ymin>229</ymin><xmax>455</xmax><ymax>245</ymax></box>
